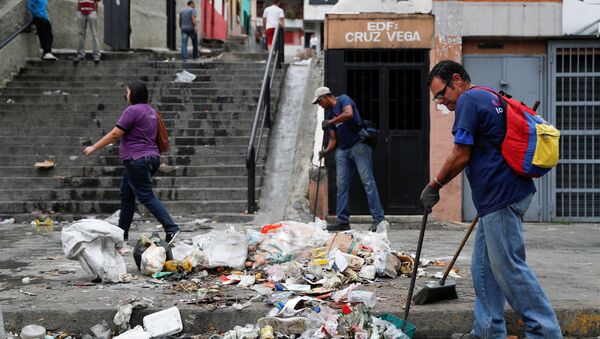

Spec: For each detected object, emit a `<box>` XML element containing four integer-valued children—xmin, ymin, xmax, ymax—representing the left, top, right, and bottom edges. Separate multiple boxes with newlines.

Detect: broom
<box><xmin>412</xmin><ymin>215</ymin><xmax>479</xmax><ymax>305</ymax></box>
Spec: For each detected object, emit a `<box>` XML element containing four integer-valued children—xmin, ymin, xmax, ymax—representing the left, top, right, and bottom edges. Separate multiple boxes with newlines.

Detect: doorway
<box><xmin>325</xmin><ymin>49</ymin><xmax>430</xmax><ymax>216</ymax></box>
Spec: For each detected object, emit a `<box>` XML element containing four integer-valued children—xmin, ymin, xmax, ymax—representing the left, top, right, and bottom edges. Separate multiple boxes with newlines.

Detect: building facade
<box><xmin>321</xmin><ymin>0</ymin><xmax>600</xmax><ymax>222</ymax></box>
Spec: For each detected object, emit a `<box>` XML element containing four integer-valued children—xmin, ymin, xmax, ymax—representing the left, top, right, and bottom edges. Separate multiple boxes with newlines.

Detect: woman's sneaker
<box><xmin>165</xmin><ymin>230</ymin><xmax>181</xmax><ymax>244</ymax></box>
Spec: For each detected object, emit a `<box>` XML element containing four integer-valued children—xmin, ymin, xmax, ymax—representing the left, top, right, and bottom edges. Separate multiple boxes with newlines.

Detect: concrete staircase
<box><xmin>0</xmin><ymin>53</ymin><xmax>283</xmax><ymax>222</ymax></box>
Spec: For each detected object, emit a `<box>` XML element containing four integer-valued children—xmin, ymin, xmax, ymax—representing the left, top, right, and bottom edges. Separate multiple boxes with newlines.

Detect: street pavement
<box><xmin>0</xmin><ymin>220</ymin><xmax>598</xmax><ymax>338</ymax></box>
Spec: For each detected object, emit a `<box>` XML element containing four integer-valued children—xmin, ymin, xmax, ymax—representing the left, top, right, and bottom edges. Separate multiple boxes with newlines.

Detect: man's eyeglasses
<box><xmin>433</xmin><ymin>80</ymin><xmax>451</xmax><ymax>102</ymax></box>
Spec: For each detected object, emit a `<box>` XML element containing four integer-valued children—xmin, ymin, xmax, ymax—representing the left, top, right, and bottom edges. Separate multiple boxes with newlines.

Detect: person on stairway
<box><xmin>83</xmin><ymin>80</ymin><xmax>181</xmax><ymax>244</ymax></box>
<box><xmin>74</xmin><ymin>0</ymin><xmax>101</xmax><ymax>64</ymax></box>
<box><xmin>262</xmin><ymin>0</ymin><xmax>284</xmax><ymax>50</ymax></box>
<box><xmin>179</xmin><ymin>0</ymin><xmax>199</xmax><ymax>61</ymax></box>
<box><xmin>28</xmin><ymin>0</ymin><xmax>58</xmax><ymax>61</ymax></box>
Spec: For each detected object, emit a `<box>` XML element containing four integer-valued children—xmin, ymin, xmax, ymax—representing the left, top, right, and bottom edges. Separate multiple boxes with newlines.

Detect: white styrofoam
<box><xmin>143</xmin><ymin>307</ymin><xmax>183</xmax><ymax>338</ymax></box>
<box><xmin>114</xmin><ymin>326</ymin><xmax>151</xmax><ymax>339</ymax></box>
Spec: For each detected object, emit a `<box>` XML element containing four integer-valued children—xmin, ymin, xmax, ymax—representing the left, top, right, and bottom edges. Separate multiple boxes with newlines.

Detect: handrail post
<box><xmin>265</xmin><ymin>75</ymin><xmax>271</xmax><ymax>129</ymax></box>
<box><xmin>277</xmin><ymin>26</ymin><xmax>284</xmax><ymax>69</ymax></box>
<box><xmin>247</xmin><ymin>147</ymin><xmax>256</xmax><ymax>213</ymax></box>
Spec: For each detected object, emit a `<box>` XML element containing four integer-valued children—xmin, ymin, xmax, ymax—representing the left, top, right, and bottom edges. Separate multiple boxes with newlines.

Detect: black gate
<box><xmin>325</xmin><ymin>49</ymin><xmax>430</xmax><ymax>216</ymax></box>
<box><xmin>104</xmin><ymin>0</ymin><xmax>131</xmax><ymax>50</ymax></box>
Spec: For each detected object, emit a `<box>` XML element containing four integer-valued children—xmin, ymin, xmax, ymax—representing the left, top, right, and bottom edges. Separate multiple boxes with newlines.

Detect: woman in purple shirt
<box><xmin>84</xmin><ymin>80</ymin><xmax>180</xmax><ymax>243</ymax></box>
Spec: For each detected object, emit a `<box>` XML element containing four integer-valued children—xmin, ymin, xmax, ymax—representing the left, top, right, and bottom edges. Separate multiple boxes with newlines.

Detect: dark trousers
<box><xmin>118</xmin><ymin>156</ymin><xmax>180</xmax><ymax>237</ymax></box>
<box><xmin>33</xmin><ymin>17</ymin><xmax>53</xmax><ymax>54</ymax></box>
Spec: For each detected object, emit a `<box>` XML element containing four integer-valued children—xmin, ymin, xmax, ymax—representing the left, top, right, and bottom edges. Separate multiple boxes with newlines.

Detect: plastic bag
<box><xmin>141</xmin><ymin>244</ymin><xmax>166</xmax><ymax>275</ymax></box>
<box><xmin>171</xmin><ymin>241</ymin><xmax>194</xmax><ymax>261</ymax></box>
<box><xmin>192</xmin><ymin>227</ymin><xmax>248</xmax><ymax>268</ymax></box>
<box><xmin>61</xmin><ymin>219</ymin><xmax>126</xmax><ymax>283</ymax></box>
<box><xmin>174</xmin><ymin>70</ymin><xmax>196</xmax><ymax>83</ymax></box>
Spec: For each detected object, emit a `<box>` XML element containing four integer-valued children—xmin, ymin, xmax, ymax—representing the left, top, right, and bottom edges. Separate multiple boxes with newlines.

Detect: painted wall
<box><xmin>202</xmin><ymin>0</ymin><xmax>228</xmax><ymax>40</ymax></box>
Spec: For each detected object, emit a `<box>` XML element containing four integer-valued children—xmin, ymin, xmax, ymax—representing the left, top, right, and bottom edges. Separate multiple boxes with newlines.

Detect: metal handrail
<box><xmin>0</xmin><ymin>18</ymin><xmax>33</xmax><ymax>50</ymax></box>
<box><xmin>245</xmin><ymin>24</ymin><xmax>284</xmax><ymax>213</ymax></box>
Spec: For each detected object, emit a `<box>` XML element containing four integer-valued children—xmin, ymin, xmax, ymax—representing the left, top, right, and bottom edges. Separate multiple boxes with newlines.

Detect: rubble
<box><xmin>19</xmin><ymin>324</ymin><xmax>46</xmax><ymax>339</ymax></box>
<box><xmin>48</xmin><ymin>218</ymin><xmax>453</xmax><ymax>338</ymax></box>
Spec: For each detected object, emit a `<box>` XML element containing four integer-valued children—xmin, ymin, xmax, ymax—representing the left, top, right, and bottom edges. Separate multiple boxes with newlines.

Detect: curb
<box><xmin>3</xmin><ymin>305</ymin><xmax>599</xmax><ymax>338</ymax></box>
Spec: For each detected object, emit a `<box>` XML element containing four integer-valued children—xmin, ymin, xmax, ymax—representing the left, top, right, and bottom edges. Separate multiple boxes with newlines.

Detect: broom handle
<box><xmin>403</xmin><ymin>211</ymin><xmax>428</xmax><ymax>327</ymax></box>
<box><xmin>312</xmin><ymin>130</ymin><xmax>328</xmax><ymax>219</ymax></box>
<box><xmin>440</xmin><ymin>215</ymin><xmax>479</xmax><ymax>285</ymax></box>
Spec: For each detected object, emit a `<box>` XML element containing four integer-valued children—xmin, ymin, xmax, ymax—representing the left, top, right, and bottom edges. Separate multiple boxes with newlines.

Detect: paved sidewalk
<box><xmin>0</xmin><ymin>221</ymin><xmax>598</xmax><ymax>338</ymax></box>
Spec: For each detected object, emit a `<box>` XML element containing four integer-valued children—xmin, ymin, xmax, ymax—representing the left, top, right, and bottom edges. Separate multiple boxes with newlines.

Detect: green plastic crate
<box><xmin>378</xmin><ymin>313</ymin><xmax>416</xmax><ymax>339</ymax></box>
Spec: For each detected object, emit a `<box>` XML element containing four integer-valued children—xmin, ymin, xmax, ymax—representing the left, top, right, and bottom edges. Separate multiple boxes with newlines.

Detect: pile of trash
<box><xmin>59</xmin><ymin>218</ymin><xmax>431</xmax><ymax>338</ymax></box>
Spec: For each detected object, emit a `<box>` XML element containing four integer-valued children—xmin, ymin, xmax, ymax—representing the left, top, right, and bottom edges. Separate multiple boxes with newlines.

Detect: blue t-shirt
<box><xmin>453</xmin><ymin>88</ymin><xmax>536</xmax><ymax>217</ymax></box>
<box><xmin>326</xmin><ymin>95</ymin><xmax>362</xmax><ymax>150</ymax></box>
<box><xmin>28</xmin><ymin>0</ymin><xmax>48</xmax><ymax>20</ymax></box>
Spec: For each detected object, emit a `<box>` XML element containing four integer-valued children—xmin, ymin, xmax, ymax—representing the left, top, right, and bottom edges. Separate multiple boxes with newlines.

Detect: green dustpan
<box><xmin>378</xmin><ymin>314</ymin><xmax>416</xmax><ymax>339</ymax></box>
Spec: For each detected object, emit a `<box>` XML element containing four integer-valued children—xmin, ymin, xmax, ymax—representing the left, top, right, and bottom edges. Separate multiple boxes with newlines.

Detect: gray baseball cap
<box><xmin>312</xmin><ymin>86</ymin><xmax>331</xmax><ymax>104</ymax></box>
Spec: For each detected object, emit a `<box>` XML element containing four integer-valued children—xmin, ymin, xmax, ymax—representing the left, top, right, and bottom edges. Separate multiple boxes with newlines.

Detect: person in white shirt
<box><xmin>310</xmin><ymin>34</ymin><xmax>318</xmax><ymax>51</ymax></box>
<box><xmin>262</xmin><ymin>0</ymin><xmax>284</xmax><ymax>50</ymax></box>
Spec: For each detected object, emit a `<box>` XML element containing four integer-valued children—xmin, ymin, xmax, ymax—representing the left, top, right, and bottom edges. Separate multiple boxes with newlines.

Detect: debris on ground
<box><xmin>42</xmin><ymin>89</ymin><xmax>70</xmax><ymax>96</ymax></box>
<box><xmin>142</xmin><ymin>307</ymin><xmax>183</xmax><ymax>337</ymax></box>
<box><xmin>34</xmin><ymin>160</ymin><xmax>56</xmax><ymax>169</ymax></box>
<box><xmin>174</xmin><ymin>70</ymin><xmax>196</xmax><ymax>83</ymax></box>
<box><xmin>113</xmin><ymin>296</ymin><xmax>154</xmax><ymax>332</ymax></box>
<box><xmin>19</xmin><ymin>324</ymin><xmax>46</xmax><ymax>339</ymax></box>
<box><xmin>48</xmin><ymin>218</ymin><xmax>453</xmax><ymax>338</ymax></box>
<box><xmin>0</xmin><ymin>217</ymin><xmax>14</xmax><ymax>225</ymax></box>
<box><xmin>61</xmin><ymin>219</ymin><xmax>126</xmax><ymax>283</ymax></box>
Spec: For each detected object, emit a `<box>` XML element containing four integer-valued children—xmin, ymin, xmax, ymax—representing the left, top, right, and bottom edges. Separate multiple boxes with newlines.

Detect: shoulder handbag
<box><xmin>156</xmin><ymin>111</ymin><xmax>170</xmax><ymax>153</ymax></box>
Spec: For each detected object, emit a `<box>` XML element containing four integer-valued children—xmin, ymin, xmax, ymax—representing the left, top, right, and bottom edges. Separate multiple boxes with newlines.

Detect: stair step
<box><xmin>0</xmin><ymin>135</ymin><xmax>267</xmax><ymax>146</ymax></box>
<box><xmin>0</xmin><ymin>165</ymin><xmax>263</xmax><ymax>177</ymax></box>
<box><xmin>0</xmin><ymin>127</ymin><xmax>261</xmax><ymax>137</ymax></box>
<box><xmin>0</xmin><ymin>154</ymin><xmax>265</xmax><ymax>166</ymax></box>
<box><xmin>0</xmin><ymin>200</ymin><xmax>250</xmax><ymax>214</ymax></box>
<box><xmin>0</xmin><ymin>144</ymin><xmax>267</xmax><ymax>156</ymax></box>
<box><xmin>0</xmin><ymin>212</ymin><xmax>255</xmax><ymax>223</ymax></box>
<box><xmin>0</xmin><ymin>187</ymin><xmax>260</xmax><ymax>201</ymax></box>
<box><xmin>0</xmin><ymin>176</ymin><xmax>260</xmax><ymax>189</ymax></box>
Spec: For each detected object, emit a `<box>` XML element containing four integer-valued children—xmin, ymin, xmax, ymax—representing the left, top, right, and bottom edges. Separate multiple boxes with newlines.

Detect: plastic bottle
<box><xmin>348</xmin><ymin>290</ymin><xmax>377</xmax><ymax>308</ymax></box>
<box><xmin>260</xmin><ymin>325</ymin><xmax>274</xmax><ymax>339</ymax></box>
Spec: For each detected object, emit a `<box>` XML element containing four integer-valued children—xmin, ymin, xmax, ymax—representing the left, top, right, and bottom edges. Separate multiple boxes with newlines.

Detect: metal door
<box><xmin>325</xmin><ymin>49</ymin><xmax>430</xmax><ymax>216</ymax></box>
<box><xmin>463</xmin><ymin>56</ymin><xmax>545</xmax><ymax>221</ymax></box>
<box><xmin>103</xmin><ymin>0</ymin><xmax>130</xmax><ymax>50</ymax></box>
<box><xmin>549</xmin><ymin>42</ymin><xmax>600</xmax><ymax>221</ymax></box>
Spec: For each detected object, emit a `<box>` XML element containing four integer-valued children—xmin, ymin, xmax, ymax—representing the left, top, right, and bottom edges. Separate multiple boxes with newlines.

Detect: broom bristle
<box><xmin>412</xmin><ymin>280</ymin><xmax>458</xmax><ymax>305</ymax></box>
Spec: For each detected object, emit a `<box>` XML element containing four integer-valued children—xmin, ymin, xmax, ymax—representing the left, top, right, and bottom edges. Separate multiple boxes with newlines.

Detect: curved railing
<box><xmin>245</xmin><ymin>25</ymin><xmax>284</xmax><ymax>213</ymax></box>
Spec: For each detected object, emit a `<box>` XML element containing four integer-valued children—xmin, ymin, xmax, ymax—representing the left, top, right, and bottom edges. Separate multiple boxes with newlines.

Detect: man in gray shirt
<box><xmin>179</xmin><ymin>1</ymin><xmax>198</xmax><ymax>61</ymax></box>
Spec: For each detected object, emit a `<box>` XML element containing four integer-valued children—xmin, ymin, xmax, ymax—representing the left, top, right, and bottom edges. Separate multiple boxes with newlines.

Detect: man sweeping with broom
<box><xmin>420</xmin><ymin>60</ymin><xmax>562</xmax><ymax>339</ymax></box>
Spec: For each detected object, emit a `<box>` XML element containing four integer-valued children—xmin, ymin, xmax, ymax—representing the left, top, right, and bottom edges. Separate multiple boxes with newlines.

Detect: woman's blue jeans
<box><xmin>335</xmin><ymin>142</ymin><xmax>385</xmax><ymax>224</ymax></box>
<box><xmin>471</xmin><ymin>193</ymin><xmax>562</xmax><ymax>338</ymax></box>
<box><xmin>119</xmin><ymin>156</ymin><xmax>179</xmax><ymax>236</ymax></box>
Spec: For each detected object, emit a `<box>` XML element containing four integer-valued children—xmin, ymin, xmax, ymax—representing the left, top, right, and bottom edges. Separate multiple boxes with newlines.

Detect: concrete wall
<box><xmin>433</xmin><ymin>1</ymin><xmax>562</xmax><ymax>37</ymax></box>
<box><xmin>45</xmin><ymin>0</ymin><xmax>193</xmax><ymax>52</ymax></box>
<box><xmin>0</xmin><ymin>0</ymin><xmax>38</xmax><ymax>87</ymax></box>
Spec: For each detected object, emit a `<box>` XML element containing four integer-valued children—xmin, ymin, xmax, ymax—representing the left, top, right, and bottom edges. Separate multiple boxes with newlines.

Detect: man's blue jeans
<box><xmin>471</xmin><ymin>194</ymin><xmax>562</xmax><ymax>339</ymax></box>
<box><xmin>335</xmin><ymin>142</ymin><xmax>385</xmax><ymax>224</ymax></box>
<box><xmin>181</xmin><ymin>30</ymin><xmax>198</xmax><ymax>60</ymax></box>
<box><xmin>119</xmin><ymin>156</ymin><xmax>180</xmax><ymax>236</ymax></box>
